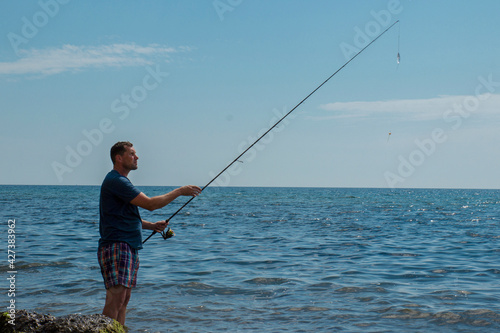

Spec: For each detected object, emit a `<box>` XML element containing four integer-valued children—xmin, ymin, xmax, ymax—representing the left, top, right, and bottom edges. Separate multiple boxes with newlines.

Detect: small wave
<box><xmin>382</xmin><ymin>308</ymin><xmax>500</xmax><ymax>326</ymax></box>
<box><xmin>334</xmin><ymin>284</ymin><xmax>388</xmax><ymax>294</ymax></box>
<box><xmin>81</xmin><ymin>289</ymin><xmax>100</xmax><ymax>296</ymax></box>
<box><xmin>0</xmin><ymin>261</ymin><xmax>73</xmax><ymax>272</ymax></box>
<box><xmin>190</xmin><ymin>271</ymin><xmax>213</xmax><ymax>276</ymax></box>
<box><xmin>306</xmin><ymin>282</ymin><xmax>335</xmax><ymax>290</ymax></box>
<box><xmin>321</xmin><ymin>275</ymin><xmax>341</xmax><ymax>281</ymax></box>
<box><xmin>180</xmin><ymin>282</ymin><xmax>214</xmax><ymax>290</ymax></box>
<box><xmin>288</xmin><ymin>306</ymin><xmax>330</xmax><ymax>312</ymax></box>
<box><xmin>24</xmin><ymin>289</ymin><xmax>56</xmax><ymax>296</ymax></box>
<box><xmin>381</xmin><ymin>252</ymin><xmax>420</xmax><ymax>257</ymax></box>
<box><xmin>178</xmin><ymin>282</ymin><xmax>250</xmax><ymax>296</ymax></box>
<box><xmin>226</xmin><ymin>259</ymin><xmax>286</xmax><ymax>266</ymax></box>
<box><xmin>74</xmin><ymin>219</ymin><xmax>98</xmax><ymax>225</ymax></box>
<box><xmin>430</xmin><ymin>290</ymin><xmax>473</xmax><ymax>300</ymax></box>
<box><xmin>186</xmin><ymin>305</ymin><xmax>234</xmax><ymax>313</ymax></box>
<box><xmin>335</xmin><ymin>286</ymin><xmax>363</xmax><ymax>293</ymax></box>
<box><xmin>382</xmin><ymin>308</ymin><xmax>431</xmax><ymax>319</ymax></box>
<box><xmin>244</xmin><ymin>277</ymin><xmax>291</xmax><ymax>285</ymax></box>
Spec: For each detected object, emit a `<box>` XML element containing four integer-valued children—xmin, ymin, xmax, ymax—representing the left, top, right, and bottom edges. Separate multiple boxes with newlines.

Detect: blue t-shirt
<box><xmin>98</xmin><ymin>170</ymin><xmax>143</xmax><ymax>250</ymax></box>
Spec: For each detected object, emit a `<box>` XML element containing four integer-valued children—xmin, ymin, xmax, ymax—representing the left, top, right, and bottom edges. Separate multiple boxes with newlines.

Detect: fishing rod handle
<box><xmin>143</xmin><ymin>218</ymin><xmax>170</xmax><ymax>244</ymax></box>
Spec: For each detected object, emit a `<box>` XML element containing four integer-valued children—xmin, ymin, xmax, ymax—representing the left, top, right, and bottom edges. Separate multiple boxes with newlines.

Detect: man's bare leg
<box><xmin>102</xmin><ymin>285</ymin><xmax>132</xmax><ymax>325</ymax></box>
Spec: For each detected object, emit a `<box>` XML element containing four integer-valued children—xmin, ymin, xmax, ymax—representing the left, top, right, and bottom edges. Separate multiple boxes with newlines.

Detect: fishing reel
<box><xmin>161</xmin><ymin>227</ymin><xmax>175</xmax><ymax>240</ymax></box>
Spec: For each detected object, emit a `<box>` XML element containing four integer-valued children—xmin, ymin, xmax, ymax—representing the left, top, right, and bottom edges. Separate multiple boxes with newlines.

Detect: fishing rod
<box><xmin>144</xmin><ymin>20</ymin><xmax>400</xmax><ymax>244</ymax></box>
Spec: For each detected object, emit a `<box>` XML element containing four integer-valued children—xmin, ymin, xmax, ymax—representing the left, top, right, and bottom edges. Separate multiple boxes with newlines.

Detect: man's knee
<box><xmin>107</xmin><ymin>285</ymin><xmax>130</xmax><ymax>304</ymax></box>
<box><xmin>123</xmin><ymin>288</ymin><xmax>132</xmax><ymax>305</ymax></box>
<box><xmin>108</xmin><ymin>285</ymin><xmax>127</xmax><ymax>294</ymax></box>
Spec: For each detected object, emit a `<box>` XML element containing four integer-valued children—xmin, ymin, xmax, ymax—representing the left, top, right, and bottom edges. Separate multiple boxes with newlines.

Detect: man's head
<box><xmin>110</xmin><ymin>141</ymin><xmax>138</xmax><ymax>171</ymax></box>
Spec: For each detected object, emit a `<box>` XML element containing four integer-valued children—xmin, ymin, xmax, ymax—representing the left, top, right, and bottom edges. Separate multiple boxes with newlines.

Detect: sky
<box><xmin>1</xmin><ymin>0</ymin><xmax>500</xmax><ymax>189</ymax></box>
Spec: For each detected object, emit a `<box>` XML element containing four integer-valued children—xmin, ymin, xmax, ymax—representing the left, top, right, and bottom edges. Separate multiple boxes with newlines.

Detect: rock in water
<box><xmin>1</xmin><ymin>310</ymin><xmax>126</xmax><ymax>333</ymax></box>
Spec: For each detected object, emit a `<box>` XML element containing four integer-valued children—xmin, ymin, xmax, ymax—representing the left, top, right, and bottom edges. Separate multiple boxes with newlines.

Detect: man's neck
<box><xmin>113</xmin><ymin>165</ymin><xmax>130</xmax><ymax>178</ymax></box>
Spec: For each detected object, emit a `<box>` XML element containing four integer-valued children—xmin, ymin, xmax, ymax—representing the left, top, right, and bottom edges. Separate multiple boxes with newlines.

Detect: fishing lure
<box><xmin>396</xmin><ymin>22</ymin><xmax>401</xmax><ymax>67</ymax></box>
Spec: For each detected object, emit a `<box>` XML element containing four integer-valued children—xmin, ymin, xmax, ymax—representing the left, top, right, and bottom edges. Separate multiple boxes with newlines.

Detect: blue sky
<box><xmin>1</xmin><ymin>0</ymin><xmax>500</xmax><ymax>188</ymax></box>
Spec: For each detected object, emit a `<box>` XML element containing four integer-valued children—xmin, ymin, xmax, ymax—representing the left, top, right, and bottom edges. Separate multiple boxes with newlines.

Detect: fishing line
<box><xmin>144</xmin><ymin>20</ymin><xmax>400</xmax><ymax>244</ymax></box>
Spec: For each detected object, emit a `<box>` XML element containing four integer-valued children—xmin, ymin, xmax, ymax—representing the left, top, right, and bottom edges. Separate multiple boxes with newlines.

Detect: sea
<box><xmin>1</xmin><ymin>185</ymin><xmax>499</xmax><ymax>332</ymax></box>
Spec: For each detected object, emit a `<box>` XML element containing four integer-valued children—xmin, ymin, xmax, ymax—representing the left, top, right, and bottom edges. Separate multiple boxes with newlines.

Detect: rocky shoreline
<box><xmin>1</xmin><ymin>310</ymin><xmax>125</xmax><ymax>333</ymax></box>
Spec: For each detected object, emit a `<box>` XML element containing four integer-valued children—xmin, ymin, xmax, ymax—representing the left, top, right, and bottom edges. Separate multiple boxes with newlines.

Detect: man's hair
<box><xmin>110</xmin><ymin>141</ymin><xmax>133</xmax><ymax>164</ymax></box>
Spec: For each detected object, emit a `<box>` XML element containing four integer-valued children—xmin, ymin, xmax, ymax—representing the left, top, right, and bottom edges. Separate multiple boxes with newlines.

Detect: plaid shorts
<box><xmin>98</xmin><ymin>242</ymin><xmax>139</xmax><ymax>289</ymax></box>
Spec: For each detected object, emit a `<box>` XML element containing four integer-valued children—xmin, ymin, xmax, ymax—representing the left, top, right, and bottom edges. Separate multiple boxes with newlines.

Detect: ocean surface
<box><xmin>1</xmin><ymin>185</ymin><xmax>500</xmax><ymax>332</ymax></box>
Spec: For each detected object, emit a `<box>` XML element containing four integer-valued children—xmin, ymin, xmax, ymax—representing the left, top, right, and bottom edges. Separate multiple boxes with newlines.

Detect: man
<box><xmin>98</xmin><ymin>141</ymin><xmax>201</xmax><ymax>325</ymax></box>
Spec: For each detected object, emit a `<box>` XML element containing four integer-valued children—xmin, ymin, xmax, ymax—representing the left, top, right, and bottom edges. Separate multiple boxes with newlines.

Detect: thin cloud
<box><xmin>314</xmin><ymin>94</ymin><xmax>500</xmax><ymax>121</ymax></box>
<box><xmin>0</xmin><ymin>43</ymin><xmax>190</xmax><ymax>76</ymax></box>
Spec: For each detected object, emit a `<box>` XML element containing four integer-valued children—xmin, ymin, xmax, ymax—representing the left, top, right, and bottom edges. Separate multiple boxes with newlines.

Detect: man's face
<box><xmin>120</xmin><ymin>146</ymin><xmax>139</xmax><ymax>171</ymax></box>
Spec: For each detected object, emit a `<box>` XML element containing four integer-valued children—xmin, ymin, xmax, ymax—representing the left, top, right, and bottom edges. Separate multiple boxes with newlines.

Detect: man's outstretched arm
<box><xmin>130</xmin><ymin>185</ymin><xmax>201</xmax><ymax>211</ymax></box>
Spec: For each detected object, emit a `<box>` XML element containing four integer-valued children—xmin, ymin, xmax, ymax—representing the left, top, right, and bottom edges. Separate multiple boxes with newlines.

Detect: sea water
<box><xmin>1</xmin><ymin>185</ymin><xmax>499</xmax><ymax>332</ymax></box>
